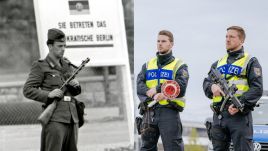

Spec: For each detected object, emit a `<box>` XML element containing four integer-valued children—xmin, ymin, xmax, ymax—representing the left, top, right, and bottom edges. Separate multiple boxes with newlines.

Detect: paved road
<box><xmin>0</xmin><ymin>107</ymin><xmax>130</xmax><ymax>151</ymax></box>
<box><xmin>0</xmin><ymin>121</ymin><xmax>130</xmax><ymax>151</ymax></box>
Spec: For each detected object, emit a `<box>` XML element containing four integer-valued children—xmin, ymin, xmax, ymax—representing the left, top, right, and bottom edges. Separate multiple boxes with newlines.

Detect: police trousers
<box><xmin>140</xmin><ymin>107</ymin><xmax>184</xmax><ymax>151</ymax></box>
<box><xmin>41</xmin><ymin>121</ymin><xmax>78</xmax><ymax>151</ymax></box>
<box><xmin>211</xmin><ymin>111</ymin><xmax>253</xmax><ymax>151</ymax></box>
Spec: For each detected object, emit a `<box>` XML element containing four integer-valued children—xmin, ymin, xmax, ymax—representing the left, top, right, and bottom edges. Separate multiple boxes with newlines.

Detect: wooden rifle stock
<box><xmin>38</xmin><ymin>58</ymin><xmax>90</xmax><ymax>125</ymax></box>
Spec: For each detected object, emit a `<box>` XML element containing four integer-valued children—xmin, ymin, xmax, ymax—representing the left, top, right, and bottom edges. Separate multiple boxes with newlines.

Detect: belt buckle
<box><xmin>64</xmin><ymin>96</ymin><xmax>71</xmax><ymax>102</ymax></box>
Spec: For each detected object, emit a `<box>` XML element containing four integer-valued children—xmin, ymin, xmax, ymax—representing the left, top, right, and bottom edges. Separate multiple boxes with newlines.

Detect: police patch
<box><xmin>217</xmin><ymin>64</ymin><xmax>242</xmax><ymax>76</ymax></box>
<box><xmin>182</xmin><ymin>69</ymin><xmax>188</xmax><ymax>77</ymax></box>
<box><xmin>146</xmin><ymin>69</ymin><xmax>173</xmax><ymax>80</ymax></box>
<box><xmin>254</xmin><ymin>67</ymin><xmax>261</xmax><ymax>77</ymax></box>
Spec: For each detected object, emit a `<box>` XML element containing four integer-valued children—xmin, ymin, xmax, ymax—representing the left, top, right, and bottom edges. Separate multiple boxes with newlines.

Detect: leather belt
<box><xmin>60</xmin><ymin>96</ymin><xmax>75</xmax><ymax>103</ymax></box>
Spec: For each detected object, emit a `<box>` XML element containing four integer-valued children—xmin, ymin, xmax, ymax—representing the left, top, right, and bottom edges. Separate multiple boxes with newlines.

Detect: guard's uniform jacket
<box><xmin>145</xmin><ymin>57</ymin><xmax>186</xmax><ymax>108</ymax></box>
<box><xmin>137</xmin><ymin>51</ymin><xmax>189</xmax><ymax>151</ymax></box>
<box><xmin>23</xmin><ymin>55</ymin><xmax>81</xmax><ymax>151</ymax></box>
<box><xmin>203</xmin><ymin>48</ymin><xmax>263</xmax><ymax>151</ymax></box>
<box><xmin>137</xmin><ymin>51</ymin><xmax>189</xmax><ymax>109</ymax></box>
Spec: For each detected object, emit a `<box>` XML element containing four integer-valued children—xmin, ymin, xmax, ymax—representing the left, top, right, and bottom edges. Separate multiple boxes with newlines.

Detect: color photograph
<box><xmin>134</xmin><ymin>0</ymin><xmax>268</xmax><ymax>150</ymax></box>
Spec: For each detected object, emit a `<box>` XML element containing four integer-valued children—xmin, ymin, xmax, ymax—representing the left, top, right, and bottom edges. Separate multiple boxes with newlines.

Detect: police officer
<box><xmin>137</xmin><ymin>30</ymin><xmax>189</xmax><ymax>151</ymax></box>
<box><xmin>203</xmin><ymin>26</ymin><xmax>263</xmax><ymax>151</ymax></box>
<box><xmin>23</xmin><ymin>28</ymin><xmax>81</xmax><ymax>151</ymax></box>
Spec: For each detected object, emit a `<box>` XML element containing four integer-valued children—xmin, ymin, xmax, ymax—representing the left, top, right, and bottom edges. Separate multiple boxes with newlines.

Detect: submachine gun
<box><xmin>209</xmin><ymin>68</ymin><xmax>244</xmax><ymax>116</ymax></box>
<box><xmin>38</xmin><ymin>58</ymin><xmax>90</xmax><ymax>126</ymax></box>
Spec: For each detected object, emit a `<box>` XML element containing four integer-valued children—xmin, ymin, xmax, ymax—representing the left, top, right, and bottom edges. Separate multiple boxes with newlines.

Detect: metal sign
<box><xmin>34</xmin><ymin>0</ymin><xmax>129</xmax><ymax>66</ymax></box>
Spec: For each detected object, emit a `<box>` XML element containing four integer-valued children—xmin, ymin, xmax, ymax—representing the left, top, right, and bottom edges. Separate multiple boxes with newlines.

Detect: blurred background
<box><xmin>134</xmin><ymin>0</ymin><xmax>268</xmax><ymax>150</ymax></box>
<box><xmin>0</xmin><ymin>0</ymin><xmax>133</xmax><ymax>150</ymax></box>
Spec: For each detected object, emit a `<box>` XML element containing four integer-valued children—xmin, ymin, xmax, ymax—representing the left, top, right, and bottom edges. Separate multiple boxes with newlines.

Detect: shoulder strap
<box><xmin>172</xmin><ymin>58</ymin><xmax>185</xmax><ymax>79</ymax></box>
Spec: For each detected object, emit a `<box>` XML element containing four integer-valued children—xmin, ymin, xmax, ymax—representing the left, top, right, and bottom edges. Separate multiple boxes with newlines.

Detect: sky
<box><xmin>134</xmin><ymin>0</ymin><xmax>268</xmax><ymax>122</ymax></box>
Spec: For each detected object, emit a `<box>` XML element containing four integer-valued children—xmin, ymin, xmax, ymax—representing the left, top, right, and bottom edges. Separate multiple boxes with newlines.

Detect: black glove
<box><xmin>240</xmin><ymin>105</ymin><xmax>253</xmax><ymax>115</ymax></box>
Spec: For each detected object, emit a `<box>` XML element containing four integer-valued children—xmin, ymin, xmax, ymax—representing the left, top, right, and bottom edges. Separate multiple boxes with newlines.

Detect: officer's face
<box><xmin>49</xmin><ymin>41</ymin><xmax>66</xmax><ymax>59</ymax></box>
<box><xmin>225</xmin><ymin>29</ymin><xmax>243</xmax><ymax>51</ymax></box>
<box><xmin>157</xmin><ymin>35</ymin><xmax>173</xmax><ymax>54</ymax></box>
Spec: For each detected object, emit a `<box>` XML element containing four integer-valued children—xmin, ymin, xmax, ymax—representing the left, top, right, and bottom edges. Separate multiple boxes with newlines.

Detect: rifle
<box><xmin>38</xmin><ymin>58</ymin><xmax>90</xmax><ymax>125</ymax></box>
<box><xmin>209</xmin><ymin>68</ymin><xmax>244</xmax><ymax>115</ymax></box>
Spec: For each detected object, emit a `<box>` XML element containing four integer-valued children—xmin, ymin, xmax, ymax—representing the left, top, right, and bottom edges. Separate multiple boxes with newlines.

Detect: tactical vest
<box><xmin>146</xmin><ymin>57</ymin><xmax>186</xmax><ymax>108</ymax></box>
<box><xmin>212</xmin><ymin>52</ymin><xmax>252</xmax><ymax>103</ymax></box>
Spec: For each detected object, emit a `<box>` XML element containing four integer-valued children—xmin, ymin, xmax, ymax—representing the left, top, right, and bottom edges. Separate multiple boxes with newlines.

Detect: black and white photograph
<box><xmin>0</xmin><ymin>0</ymin><xmax>133</xmax><ymax>150</ymax></box>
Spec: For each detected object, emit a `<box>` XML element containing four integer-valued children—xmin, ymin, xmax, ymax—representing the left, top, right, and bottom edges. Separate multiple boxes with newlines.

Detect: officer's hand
<box><xmin>211</xmin><ymin>84</ymin><xmax>225</xmax><ymax>97</ymax></box>
<box><xmin>68</xmin><ymin>79</ymin><xmax>79</xmax><ymax>87</ymax></box>
<box><xmin>228</xmin><ymin>104</ymin><xmax>239</xmax><ymax>115</ymax></box>
<box><xmin>146</xmin><ymin>87</ymin><xmax>157</xmax><ymax>98</ymax></box>
<box><xmin>48</xmin><ymin>89</ymin><xmax>63</xmax><ymax>99</ymax></box>
<box><xmin>153</xmin><ymin>93</ymin><xmax>167</xmax><ymax>102</ymax></box>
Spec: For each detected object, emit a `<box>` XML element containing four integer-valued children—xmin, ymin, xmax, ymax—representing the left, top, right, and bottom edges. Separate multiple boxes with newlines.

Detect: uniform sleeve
<box><xmin>64</xmin><ymin>61</ymin><xmax>81</xmax><ymax>96</ymax></box>
<box><xmin>240</xmin><ymin>57</ymin><xmax>263</xmax><ymax>108</ymax></box>
<box><xmin>203</xmin><ymin>61</ymin><xmax>218</xmax><ymax>99</ymax></box>
<box><xmin>23</xmin><ymin>61</ymin><xmax>50</xmax><ymax>104</ymax></box>
<box><xmin>175</xmin><ymin>64</ymin><xmax>189</xmax><ymax>98</ymax></box>
<box><xmin>136</xmin><ymin>63</ymin><xmax>151</xmax><ymax>103</ymax></box>
<box><xmin>66</xmin><ymin>83</ymin><xmax>81</xmax><ymax>96</ymax></box>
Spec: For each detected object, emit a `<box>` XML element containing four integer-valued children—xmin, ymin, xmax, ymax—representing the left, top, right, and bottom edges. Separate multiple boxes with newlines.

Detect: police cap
<box><xmin>47</xmin><ymin>28</ymin><xmax>66</xmax><ymax>44</ymax></box>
